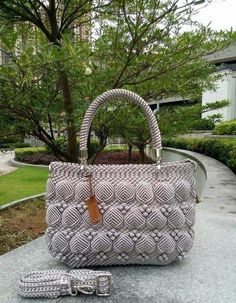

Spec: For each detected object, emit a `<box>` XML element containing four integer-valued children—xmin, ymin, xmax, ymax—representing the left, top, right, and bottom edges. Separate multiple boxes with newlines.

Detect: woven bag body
<box><xmin>45</xmin><ymin>89</ymin><xmax>197</xmax><ymax>267</ymax></box>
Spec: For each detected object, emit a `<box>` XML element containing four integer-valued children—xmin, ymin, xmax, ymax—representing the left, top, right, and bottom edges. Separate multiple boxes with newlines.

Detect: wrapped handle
<box><xmin>79</xmin><ymin>89</ymin><xmax>162</xmax><ymax>163</ymax></box>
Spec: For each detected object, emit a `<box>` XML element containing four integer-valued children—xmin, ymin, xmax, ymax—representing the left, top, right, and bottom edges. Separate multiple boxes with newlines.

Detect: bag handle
<box><xmin>79</xmin><ymin>89</ymin><xmax>162</xmax><ymax>165</ymax></box>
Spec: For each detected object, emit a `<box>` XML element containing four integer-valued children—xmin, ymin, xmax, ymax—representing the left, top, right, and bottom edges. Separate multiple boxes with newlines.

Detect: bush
<box><xmin>213</xmin><ymin>120</ymin><xmax>236</xmax><ymax>135</ymax></box>
<box><xmin>15</xmin><ymin>147</ymin><xmax>48</xmax><ymax>161</ymax></box>
<box><xmin>45</xmin><ymin>138</ymin><xmax>69</xmax><ymax>154</ymax></box>
<box><xmin>21</xmin><ymin>153</ymin><xmax>58</xmax><ymax>165</ymax></box>
<box><xmin>104</xmin><ymin>145</ymin><xmax>128</xmax><ymax>152</ymax></box>
<box><xmin>88</xmin><ymin>140</ymin><xmax>100</xmax><ymax>159</ymax></box>
<box><xmin>11</xmin><ymin>142</ymin><xmax>30</xmax><ymax>148</ymax></box>
<box><xmin>227</xmin><ymin>147</ymin><xmax>236</xmax><ymax>172</ymax></box>
<box><xmin>192</xmin><ymin>118</ymin><xmax>215</xmax><ymax>130</ymax></box>
<box><xmin>163</xmin><ymin>138</ymin><xmax>236</xmax><ymax>174</ymax></box>
<box><xmin>95</xmin><ymin>151</ymin><xmax>153</xmax><ymax>164</ymax></box>
<box><xmin>0</xmin><ymin>142</ymin><xmax>30</xmax><ymax>148</ymax></box>
<box><xmin>15</xmin><ymin>139</ymin><xmax>100</xmax><ymax>164</ymax></box>
<box><xmin>45</xmin><ymin>138</ymin><xmax>99</xmax><ymax>159</ymax></box>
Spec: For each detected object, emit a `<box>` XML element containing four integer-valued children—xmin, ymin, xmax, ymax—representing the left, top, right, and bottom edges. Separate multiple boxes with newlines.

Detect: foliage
<box><xmin>15</xmin><ymin>140</ymin><xmax>99</xmax><ymax>164</ymax></box>
<box><xmin>191</xmin><ymin>118</ymin><xmax>215</xmax><ymax>130</ymax></box>
<box><xmin>95</xmin><ymin>151</ymin><xmax>153</xmax><ymax>165</ymax></box>
<box><xmin>0</xmin><ymin>167</ymin><xmax>48</xmax><ymax>205</ymax></box>
<box><xmin>90</xmin><ymin>99</ymin><xmax>228</xmax><ymax>162</ymax></box>
<box><xmin>0</xmin><ymin>142</ymin><xmax>30</xmax><ymax>148</ymax></box>
<box><xmin>213</xmin><ymin>120</ymin><xmax>236</xmax><ymax>135</ymax></box>
<box><xmin>227</xmin><ymin>147</ymin><xmax>236</xmax><ymax>171</ymax></box>
<box><xmin>15</xmin><ymin>147</ymin><xmax>48</xmax><ymax>161</ymax></box>
<box><xmin>45</xmin><ymin>138</ymin><xmax>99</xmax><ymax>159</ymax></box>
<box><xmin>163</xmin><ymin>138</ymin><xmax>236</xmax><ymax>173</ymax></box>
<box><xmin>158</xmin><ymin>100</ymin><xmax>228</xmax><ymax>137</ymax></box>
<box><xmin>104</xmin><ymin>145</ymin><xmax>129</xmax><ymax>152</ymax></box>
<box><xmin>107</xmin><ymin>103</ymin><xmax>151</xmax><ymax>163</ymax></box>
<box><xmin>0</xmin><ymin>1</ymin><xmax>235</xmax><ymax>162</ymax></box>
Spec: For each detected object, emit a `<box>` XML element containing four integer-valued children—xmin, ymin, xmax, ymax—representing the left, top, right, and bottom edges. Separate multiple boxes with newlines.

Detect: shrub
<box><xmin>213</xmin><ymin>120</ymin><xmax>236</xmax><ymax>135</ymax></box>
<box><xmin>95</xmin><ymin>151</ymin><xmax>153</xmax><ymax>164</ymax></box>
<box><xmin>45</xmin><ymin>138</ymin><xmax>99</xmax><ymax>159</ymax></box>
<box><xmin>15</xmin><ymin>147</ymin><xmax>48</xmax><ymax>161</ymax></box>
<box><xmin>227</xmin><ymin>147</ymin><xmax>236</xmax><ymax>172</ymax></box>
<box><xmin>88</xmin><ymin>140</ymin><xmax>100</xmax><ymax>159</ymax></box>
<box><xmin>11</xmin><ymin>142</ymin><xmax>30</xmax><ymax>148</ymax></box>
<box><xmin>21</xmin><ymin>153</ymin><xmax>58</xmax><ymax>165</ymax></box>
<box><xmin>45</xmin><ymin>138</ymin><xmax>69</xmax><ymax>154</ymax></box>
<box><xmin>162</xmin><ymin>138</ymin><xmax>236</xmax><ymax>174</ymax></box>
<box><xmin>0</xmin><ymin>142</ymin><xmax>30</xmax><ymax>148</ymax></box>
<box><xmin>15</xmin><ymin>139</ymin><xmax>100</xmax><ymax>164</ymax></box>
<box><xmin>104</xmin><ymin>145</ymin><xmax>129</xmax><ymax>152</ymax></box>
<box><xmin>192</xmin><ymin>118</ymin><xmax>215</xmax><ymax>130</ymax></box>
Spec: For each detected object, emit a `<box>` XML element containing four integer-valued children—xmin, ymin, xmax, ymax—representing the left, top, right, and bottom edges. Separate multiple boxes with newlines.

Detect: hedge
<box><xmin>45</xmin><ymin>139</ymin><xmax>99</xmax><ymax>159</ymax></box>
<box><xmin>15</xmin><ymin>140</ymin><xmax>100</xmax><ymax>163</ymax></box>
<box><xmin>15</xmin><ymin>147</ymin><xmax>48</xmax><ymax>161</ymax></box>
<box><xmin>0</xmin><ymin>142</ymin><xmax>30</xmax><ymax>148</ymax></box>
<box><xmin>213</xmin><ymin>120</ymin><xmax>236</xmax><ymax>135</ymax></box>
<box><xmin>162</xmin><ymin>138</ymin><xmax>236</xmax><ymax>173</ymax></box>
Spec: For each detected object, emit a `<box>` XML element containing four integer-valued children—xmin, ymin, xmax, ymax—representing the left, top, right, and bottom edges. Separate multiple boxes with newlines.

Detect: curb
<box><xmin>163</xmin><ymin>147</ymin><xmax>207</xmax><ymax>176</ymax></box>
<box><xmin>0</xmin><ymin>193</ymin><xmax>45</xmax><ymax>212</ymax></box>
<box><xmin>8</xmin><ymin>159</ymin><xmax>48</xmax><ymax>168</ymax></box>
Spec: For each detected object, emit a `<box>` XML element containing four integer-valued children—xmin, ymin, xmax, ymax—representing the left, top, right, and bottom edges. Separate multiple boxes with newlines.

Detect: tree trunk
<box><xmin>88</xmin><ymin>127</ymin><xmax>107</xmax><ymax>164</ymax></box>
<box><xmin>59</xmin><ymin>69</ymin><xmax>78</xmax><ymax>162</ymax></box>
<box><xmin>32</xmin><ymin>131</ymin><xmax>67</xmax><ymax>161</ymax></box>
<box><xmin>137</xmin><ymin>145</ymin><xmax>146</xmax><ymax>164</ymax></box>
<box><xmin>128</xmin><ymin>143</ymin><xmax>132</xmax><ymax>163</ymax></box>
<box><xmin>48</xmin><ymin>113</ymin><xmax>55</xmax><ymax>140</ymax></box>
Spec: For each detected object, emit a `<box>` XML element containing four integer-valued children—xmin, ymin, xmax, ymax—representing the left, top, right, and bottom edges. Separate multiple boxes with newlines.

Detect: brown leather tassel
<box><xmin>86</xmin><ymin>174</ymin><xmax>101</xmax><ymax>223</ymax></box>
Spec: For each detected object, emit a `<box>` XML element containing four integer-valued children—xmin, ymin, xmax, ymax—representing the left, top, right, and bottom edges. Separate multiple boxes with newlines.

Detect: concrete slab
<box><xmin>1</xmin><ymin>151</ymin><xmax>236</xmax><ymax>303</ymax></box>
<box><xmin>0</xmin><ymin>150</ymin><xmax>16</xmax><ymax>175</ymax></box>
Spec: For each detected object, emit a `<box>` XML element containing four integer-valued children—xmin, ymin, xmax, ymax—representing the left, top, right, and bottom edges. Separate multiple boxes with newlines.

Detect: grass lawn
<box><xmin>0</xmin><ymin>166</ymin><xmax>48</xmax><ymax>205</ymax></box>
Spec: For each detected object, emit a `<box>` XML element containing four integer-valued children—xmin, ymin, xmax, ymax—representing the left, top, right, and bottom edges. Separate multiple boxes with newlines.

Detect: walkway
<box><xmin>0</xmin><ymin>151</ymin><xmax>236</xmax><ymax>302</ymax></box>
<box><xmin>0</xmin><ymin>150</ymin><xmax>16</xmax><ymax>175</ymax></box>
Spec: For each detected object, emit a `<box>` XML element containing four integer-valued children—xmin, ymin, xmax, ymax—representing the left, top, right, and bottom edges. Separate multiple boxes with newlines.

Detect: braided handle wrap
<box><xmin>79</xmin><ymin>89</ymin><xmax>162</xmax><ymax>152</ymax></box>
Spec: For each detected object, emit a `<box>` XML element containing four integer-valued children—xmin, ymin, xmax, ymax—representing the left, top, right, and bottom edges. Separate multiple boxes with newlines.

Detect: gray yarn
<box><xmin>18</xmin><ymin>269</ymin><xmax>112</xmax><ymax>298</ymax></box>
<box><xmin>45</xmin><ymin>89</ymin><xmax>197</xmax><ymax>268</ymax></box>
<box><xmin>79</xmin><ymin>89</ymin><xmax>162</xmax><ymax>150</ymax></box>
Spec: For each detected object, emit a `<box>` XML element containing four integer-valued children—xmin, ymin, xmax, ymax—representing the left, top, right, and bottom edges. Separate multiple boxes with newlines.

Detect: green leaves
<box><xmin>0</xmin><ymin>0</ymin><xmax>235</xmax><ymax>161</ymax></box>
<box><xmin>0</xmin><ymin>29</ymin><xmax>18</xmax><ymax>51</ymax></box>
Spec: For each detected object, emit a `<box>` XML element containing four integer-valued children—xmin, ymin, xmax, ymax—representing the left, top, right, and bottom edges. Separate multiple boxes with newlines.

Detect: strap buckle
<box><xmin>69</xmin><ymin>272</ymin><xmax>112</xmax><ymax>297</ymax></box>
<box><xmin>70</xmin><ymin>279</ymin><xmax>96</xmax><ymax>296</ymax></box>
<box><xmin>95</xmin><ymin>273</ymin><xmax>112</xmax><ymax>297</ymax></box>
<box><xmin>77</xmin><ymin>282</ymin><xmax>96</xmax><ymax>295</ymax></box>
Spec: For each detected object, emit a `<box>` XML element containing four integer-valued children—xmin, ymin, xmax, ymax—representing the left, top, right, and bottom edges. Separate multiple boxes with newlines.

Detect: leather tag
<box><xmin>86</xmin><ymin>196</ymin><xmax>101</xmax><ymax>223</ymax></box>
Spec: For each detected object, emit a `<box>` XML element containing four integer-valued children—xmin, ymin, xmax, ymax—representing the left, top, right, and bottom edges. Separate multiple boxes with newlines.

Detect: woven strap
<box><xmin>79</xmin><ymin>89</ymin><xmax>162</xmax><ymax>152</ymax></box>
<box><xmin>18</xmin><ymin>269</ymin><xmax>112</xmax><ymax>298</ymax></box>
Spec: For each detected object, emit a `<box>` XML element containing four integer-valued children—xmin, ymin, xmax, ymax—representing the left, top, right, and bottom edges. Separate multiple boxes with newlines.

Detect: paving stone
<box><xmin>0</xmin><ymin>151</ymin><xmax>16</xmax><ymax>175</ymax></box>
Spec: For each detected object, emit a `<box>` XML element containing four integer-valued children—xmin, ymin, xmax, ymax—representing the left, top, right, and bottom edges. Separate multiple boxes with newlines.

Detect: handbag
<box><xmin>45</xmin><ymin>89</ymin><xmax>197</xmax><ymax>267</ymax></box>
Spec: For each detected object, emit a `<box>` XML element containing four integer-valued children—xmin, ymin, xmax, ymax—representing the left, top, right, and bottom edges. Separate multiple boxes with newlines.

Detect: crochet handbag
<box><xmin>45</xmin><ymin>89</ymin><xmax>197</xmax><ymax>267</ymax></box>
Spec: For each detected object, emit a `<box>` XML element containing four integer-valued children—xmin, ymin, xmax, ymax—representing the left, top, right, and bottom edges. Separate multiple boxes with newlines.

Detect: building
<box><xmin>148</xmin><ymin>43</ymin><xmax>236</xmax><ymax>122</ymax></box>
<box><xmin>202</xmin><ymin>42</ymin><xmax>236</xmax><ymax>121</ymax></box>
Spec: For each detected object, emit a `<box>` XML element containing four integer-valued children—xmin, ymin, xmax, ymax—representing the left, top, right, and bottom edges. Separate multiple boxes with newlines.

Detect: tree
<box><xmin>96</xmin><ymin>99</ymin><xmax>228</xmax><ymax>164</ymax></box>
<box><xmin>0</xmin><ymin>1</ymin><xmax>235</xmax><ymax>162</ymax></box>
<box><xmin>0</xmin><ymin>0</ymin><xmax>111</xmax><ymax>162</ymax></box>
<box><xmin>157</xmin><ymin>100</ymin><xmax>229</xmax><ymax>138</ymax></box>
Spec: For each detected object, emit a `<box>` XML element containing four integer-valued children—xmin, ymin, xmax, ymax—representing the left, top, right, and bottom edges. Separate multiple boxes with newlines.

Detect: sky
<box><xmin>194</xmin><ymin>0</ymin><xmax>236</xmax><ymax>30</ymax></box>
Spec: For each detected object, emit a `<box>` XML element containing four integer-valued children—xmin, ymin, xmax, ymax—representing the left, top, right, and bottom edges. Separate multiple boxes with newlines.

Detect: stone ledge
<box><xmin>1</xmin><ymin>150</ymin><xmax>236</xmax><ymax>302</ymax></box>
<box><xmin>0</xmin><ymin>193</ymin><xmax>45</xmax><ymax>212</ymax></box>
<box><xmin>8</xmin><ymin>158</ymin><xmax>48</xmax><ymax>168</ymax></box>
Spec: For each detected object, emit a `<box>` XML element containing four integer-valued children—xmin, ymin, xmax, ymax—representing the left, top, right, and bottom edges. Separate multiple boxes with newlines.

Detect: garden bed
<box><xmin>14</xmin><ymin>148</ymin><xmax>153</xmax><ymax>165</ymax></box>
<box><xmin>0</xmin><ymin>199</ymin><xmax>46</xmax><ymax>255</ymax></box>
<box><xmin>162</xmin><ymin>138</ymin><xmax>236</xmax><ymax>173</ymax></box>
